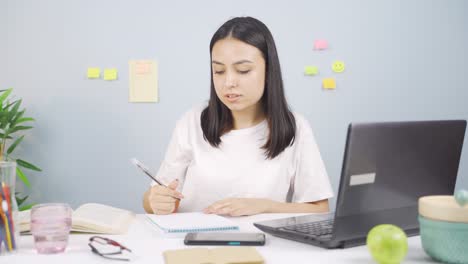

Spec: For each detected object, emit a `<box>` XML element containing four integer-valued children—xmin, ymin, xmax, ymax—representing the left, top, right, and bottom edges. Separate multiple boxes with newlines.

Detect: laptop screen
<box><xmin>335</xmin><ymin>120</ymin><xmax>466</xmax><ymax>218</ymax></box>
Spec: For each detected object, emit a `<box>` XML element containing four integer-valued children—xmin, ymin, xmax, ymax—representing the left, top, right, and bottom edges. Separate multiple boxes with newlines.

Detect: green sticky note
<box><xmin>87</xmin><ymin>68</ymin><xmax>101</xmax><ymax>79</ymax></box>
<box><xmin>304</xmin><ymin>66</ymin><xmax>319</xmax><ymax>76</ymax></box>
<box><xmin>104</xmin><ymin>68</ymin><xmax>118</xmax><ymax>81</ymax></box>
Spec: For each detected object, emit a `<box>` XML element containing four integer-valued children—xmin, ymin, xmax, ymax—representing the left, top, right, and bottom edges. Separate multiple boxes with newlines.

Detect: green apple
<box><xmin>366</xmin><ymin>224</ymin><xmax>408</xmax><ymax>264</ymax></box>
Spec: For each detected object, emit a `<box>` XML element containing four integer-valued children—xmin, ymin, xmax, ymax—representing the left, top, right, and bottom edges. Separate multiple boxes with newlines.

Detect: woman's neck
<box><xmin>231</xmin><ymin>104</ymin><xmax>265</xmax><ymax>130</ymax></box>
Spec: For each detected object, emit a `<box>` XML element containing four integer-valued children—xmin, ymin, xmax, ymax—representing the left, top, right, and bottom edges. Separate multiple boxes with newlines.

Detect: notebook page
<box><xmin>146</xmin><ymin>212</ymin><xmax>239</xmax><ymax>233</ymax></box>
<box><xmin>72</xmin><ymin>203</ymin><xmax>135</xmax><ymax>234</ymax></box>
<box><xmin>18</xmin><ymin>209</ymin><xmax>32</xmax><ymax>233</ymax></box>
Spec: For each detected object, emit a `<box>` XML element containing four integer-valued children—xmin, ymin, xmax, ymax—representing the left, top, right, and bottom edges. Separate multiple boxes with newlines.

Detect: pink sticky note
<box><xmin>314</xmin><ymin>40</ymin><xmax>328</xmax><ymax>50</ymax></box>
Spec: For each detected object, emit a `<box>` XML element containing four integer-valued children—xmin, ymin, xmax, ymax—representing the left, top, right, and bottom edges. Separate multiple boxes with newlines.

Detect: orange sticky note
<box><xmin>135</xmin><ymin>62</ymin><xmax>151</xmax><ymax>75</ymax></box>
<box><xmin>323</xmin><ymin>78</ymin><xmax>336</xmax><ymax>89</ymax></box>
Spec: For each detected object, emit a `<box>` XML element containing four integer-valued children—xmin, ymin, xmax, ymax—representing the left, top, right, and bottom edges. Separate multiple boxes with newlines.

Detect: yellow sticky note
<box><xmin>87</xmin><ymin>68</ymin><xmax>101</xmax><ymax>79</ymax></box>
<box><xmin>129</xmin><ymin>60</ymin><xmax>158</xmax><ymax>103</ymax></box>
<box><xmin>104</xmin><ymin>68</ymin><xmax>118</xmax><ymax>81</ymax></box>
<box><xmin>304</xmin><ymin>66</ymin><xmax>318</xmax><ymax>76</ymax></box>
<box><xmin>323</xmin><ymin>78</ymin><xmax>336</xmax><ymax>89</ymax></box>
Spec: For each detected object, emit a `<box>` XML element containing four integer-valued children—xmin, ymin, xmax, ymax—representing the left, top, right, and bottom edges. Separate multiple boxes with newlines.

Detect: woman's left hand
<box><xmin>203</xmin><ymin>198</ymin><xmax>273</xmax><ymax>216</ymax></box>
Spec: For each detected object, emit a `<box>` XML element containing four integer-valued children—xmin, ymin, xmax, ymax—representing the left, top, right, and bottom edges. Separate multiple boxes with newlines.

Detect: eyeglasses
<box><xmin>88</xmin><ymin>236</ymin><xmax>132</xmax><ymax>261</ymax></box>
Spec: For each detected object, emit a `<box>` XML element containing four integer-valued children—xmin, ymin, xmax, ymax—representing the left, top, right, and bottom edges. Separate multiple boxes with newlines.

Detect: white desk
<box><xmin>4</xmin><ymin>214</ymin><xmax>437</xmax><ymax>264</ymax></box>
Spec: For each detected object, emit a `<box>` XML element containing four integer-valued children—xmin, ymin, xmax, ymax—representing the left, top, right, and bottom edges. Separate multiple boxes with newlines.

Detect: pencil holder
<box><xmin>0</xmin><ymin>160</ymin><xmax>19</xmax><ymax>255</ymax></box>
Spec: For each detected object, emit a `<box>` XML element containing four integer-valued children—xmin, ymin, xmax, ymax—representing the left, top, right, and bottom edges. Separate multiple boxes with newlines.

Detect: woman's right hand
<box><xmin>147</xmin><ymin>179</ymin><xmax>184</xmax><ymax>214</ymax></box>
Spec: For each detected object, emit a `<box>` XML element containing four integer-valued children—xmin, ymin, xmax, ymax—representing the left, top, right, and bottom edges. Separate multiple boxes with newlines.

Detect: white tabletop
<box><xmin>3</xmin><ymin>214</ymin><xmax>437</xmax><ymax>264</ymax></box>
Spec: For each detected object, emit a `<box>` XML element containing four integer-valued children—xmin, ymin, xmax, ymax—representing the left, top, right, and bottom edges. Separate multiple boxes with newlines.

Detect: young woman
<box><xmin>143</xmin><ymin>17</ymin><xmax>333</xmax><ymax>216</ymax></box>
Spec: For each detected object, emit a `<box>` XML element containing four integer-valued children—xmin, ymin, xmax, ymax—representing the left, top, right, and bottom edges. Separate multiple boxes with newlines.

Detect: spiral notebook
<box><xmin>145</xmin><ymin>212</ymin><xmax>239</xmax><ymax>233</ymax></box>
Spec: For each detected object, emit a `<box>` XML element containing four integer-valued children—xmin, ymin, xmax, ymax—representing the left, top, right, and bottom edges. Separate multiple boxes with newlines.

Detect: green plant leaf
<box><xmin>19</xmin><ymin>203</ymin><xmax>35</xmax><ymax>211</ymax></box>
<box><xmin>0</xmin><ymin>115</ymin><xmax>8</xmax><ymax>130</ymax></box>
<box><xmin>4</xmin><ymin>99</ymin><xmax>18</xmax><ymax>109</ymax></box>
<box><xmin>16</xmin><ymin>167</ymin><xmax>31</xmax><ymax>187</ymax></box>
<box><xmin>7</xmin><ymin>135</ymin><xmax>24</xmax><ymax>154</ymax></box>
<box><xmin>0</xmin><ymin>133</ymin><xmax>13</xmax><ymax>139</ymax></box>
<box><xmin>0</xmin><ymin>88</ymin><xmax>13</xmax><ymax>106</ymax></box>
<box><xmin>16</xmin><ymin>194</ymin><xmax>29</xmax><ymax>206</ymax></box>
<box><xmin>15</xmin><ymin>117</ymin><xmax>35</xmax><ymax>125</ymax></box>
<box><xmin>12</xmin><ymin>109</ymin><xmax>25</xmax><ymax>125</ymax></box>
<box><xmin>6</xmin><ymin>125</ymin><xmax>32</xmax><ymax>134</ymax></box>
<box><xmin>17</xmin><ymin>159</ymin><xmax>42</xmax><ymax>172</ymax></box>
<box><xmin>8</xmin><ymin>100</ymin><xmax>21</xmax><ymax>121</ymax></box>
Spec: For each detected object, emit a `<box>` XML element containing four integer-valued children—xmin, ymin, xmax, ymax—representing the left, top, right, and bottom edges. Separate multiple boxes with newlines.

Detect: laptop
<box><xmin>254</xmin><ymin>120</ymin><xmax>466</xmax><ymax>248</ymax></box>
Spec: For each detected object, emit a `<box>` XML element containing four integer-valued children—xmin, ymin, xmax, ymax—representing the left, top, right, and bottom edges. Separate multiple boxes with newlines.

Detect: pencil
<box><xmin>130</xmin><ymin>158</ymin><xmax>181</xmax><ymax>200</ymax></box>
<box><xmin>0</xmin><ymin>195</ymin><xmax>12</xmax><ymax>251</ymax></box>
<box><xmin>130</xmin><ymin>158</ymin><xmax>166</xmax><ymax>187</ymax></box>
<box><xmin>1</xmin><ymin>183</ymin><xmax>14</xmax><ymax>233</ymax></box>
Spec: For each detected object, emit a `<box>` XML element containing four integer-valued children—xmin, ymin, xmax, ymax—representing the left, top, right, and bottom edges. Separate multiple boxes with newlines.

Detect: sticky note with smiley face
<box><xmin>332</xmin><ymin>61</ymin><xmax>345</xmax><ymax>73</ymax></box>
<box><xmin>322</xmin><ymin>78</ymin><xmax>336</xmax><ymax>89</ymax></box>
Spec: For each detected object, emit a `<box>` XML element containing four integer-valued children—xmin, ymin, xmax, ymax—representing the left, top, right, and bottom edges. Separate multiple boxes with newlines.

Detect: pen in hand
<box><xmin>130</xmin><ymin>158</ymin><xmax>183</xmax><ymax>200</ymax></box>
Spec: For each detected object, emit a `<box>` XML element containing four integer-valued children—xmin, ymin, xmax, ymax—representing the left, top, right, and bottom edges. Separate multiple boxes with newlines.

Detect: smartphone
<box><xmin>184</xmin><ymin>232</ymin><xmax>266</xmax><ymax>246</ymax></box>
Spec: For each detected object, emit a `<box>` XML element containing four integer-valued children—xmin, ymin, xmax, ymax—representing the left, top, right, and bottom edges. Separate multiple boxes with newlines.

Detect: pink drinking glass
<box><xmin>30</xmin><ymin>203</ymin><xmax>72</xmax><ymax>254</ymax></box>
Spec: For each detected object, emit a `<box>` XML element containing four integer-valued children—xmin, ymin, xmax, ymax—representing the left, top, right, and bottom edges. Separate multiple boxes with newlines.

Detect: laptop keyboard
<box><xmin>282</xmin><ymin>219</ymin><xmax>334</xmax><ymax>237</ymax></box>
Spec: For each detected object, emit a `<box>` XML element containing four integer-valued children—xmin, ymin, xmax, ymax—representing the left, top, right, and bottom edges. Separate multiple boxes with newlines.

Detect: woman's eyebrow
<box><xmin>211</xmin><ymin>59</ymin><xmax>254</xmax><ymax>65</ymax></box>
<box><xmin>233</xmin><ymin>60</ymin><xmax>253</xmax><ymax>65</ymax></box>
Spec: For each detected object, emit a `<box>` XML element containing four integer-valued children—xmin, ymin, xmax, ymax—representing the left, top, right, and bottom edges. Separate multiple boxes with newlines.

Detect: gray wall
<box><xmin>0</xmin><ymin>2</ymin><xmax>7</xmax><ymax>82</ymax></box>
<box><xmin>2</xmin><ymin>0</ymin><xmax>467</xmax><ymax>212</ymax></box>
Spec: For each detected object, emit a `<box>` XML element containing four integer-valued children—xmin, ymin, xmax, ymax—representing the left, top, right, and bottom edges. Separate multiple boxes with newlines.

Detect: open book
<box><xmin>146</xmin><ymin>212</ymin><xmax>239</xmax><ymax>233</ymax></box>
<box><xmin>18</xmin><ymin>203</ymin><xmax>135</xmax><ymax>235</ymax></box>
<box><xmin>164</xmin><ymin>247</ymin><xmax>264</xmax><ymax>264</ymax></box>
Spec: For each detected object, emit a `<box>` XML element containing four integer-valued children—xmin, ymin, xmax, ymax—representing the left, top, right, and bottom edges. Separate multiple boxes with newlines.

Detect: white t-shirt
<box><xmin>155</xmin><ymin>105</ymin><xmax>334</xmax><ymax>212</ymax></box>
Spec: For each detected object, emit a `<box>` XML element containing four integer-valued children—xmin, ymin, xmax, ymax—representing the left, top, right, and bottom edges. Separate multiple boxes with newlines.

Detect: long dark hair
<box><xmin>201</xmin><ymin>17</ymin><xmax>296</xmax><ymax>159</ymax></box>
